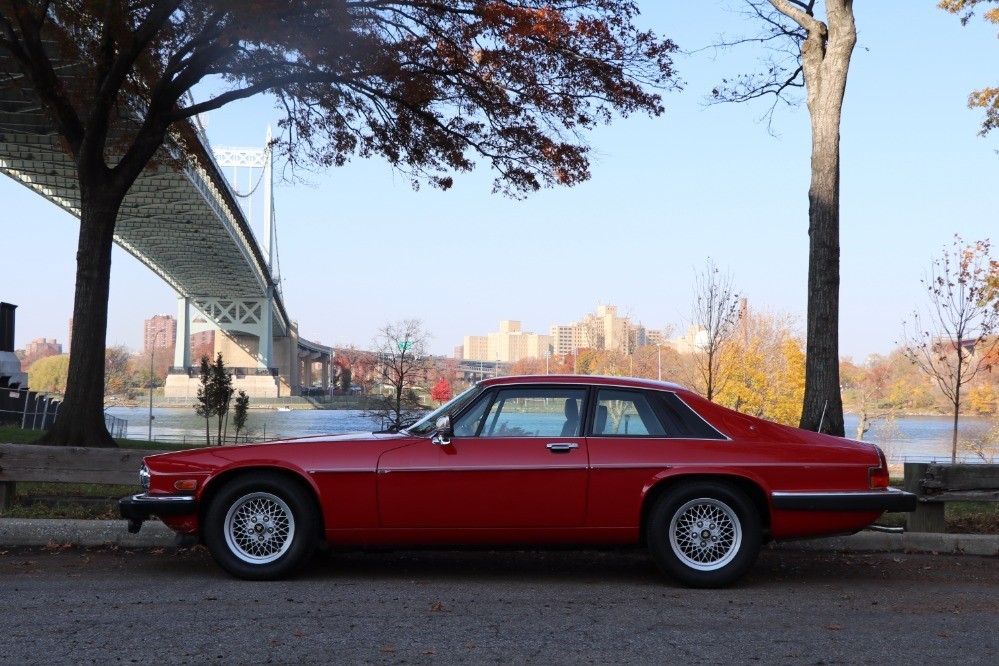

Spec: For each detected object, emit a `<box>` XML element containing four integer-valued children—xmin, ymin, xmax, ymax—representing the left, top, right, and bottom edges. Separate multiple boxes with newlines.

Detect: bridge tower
<box><xmin>166</xmin><ymin>128</ymin><xmax>332</xmax><ymax>398</ymax></box>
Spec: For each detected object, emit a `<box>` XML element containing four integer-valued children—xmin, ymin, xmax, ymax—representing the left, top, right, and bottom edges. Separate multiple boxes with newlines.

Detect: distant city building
<box><xmin>552</xmin><ymin>305</ymin><xmax>645</xmax><ymax>354</ymax></box>
<box><xmin>24</xmin><ymin>337</ymin><xmax>62</xmax><ymax>357</ymax></box>
<box><xmin>549</xmin><ymin>324</ymin><xmax>580</xmax><ymax>356</ymax></box>
<box><xmin>453</xmin><ymin>345</ymin><xmax>464</xmax><ymax>360</ymax></box>
<box><xmin>463</xmin><ymin>320</ymin><xmax>552</xmax><ymax>363</ymax></box>
<box><xmin>463</xmin><ymin>335</ymin><xmax>489</xmax><ymax>361</ymax></box>
<box><xmin>190</xmin><ymin>330</ymin><xmax>215</xmax><ymax>353</ymax></box>
<box><xmin>646</xmin><ymin>328</ymin><xmax>666</xmax><ymax>346</ymax></box>
<box><xmin>144</xmin><ymin>314</ymin><xmax>177</xmax><ymax>355</ymax></box>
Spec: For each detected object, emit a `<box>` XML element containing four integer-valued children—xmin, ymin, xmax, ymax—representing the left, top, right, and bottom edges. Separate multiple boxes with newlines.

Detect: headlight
<box><xmin>139</xmin><ymin>464</ymin><xmax>150</xmax><ymax>489</ymax></box>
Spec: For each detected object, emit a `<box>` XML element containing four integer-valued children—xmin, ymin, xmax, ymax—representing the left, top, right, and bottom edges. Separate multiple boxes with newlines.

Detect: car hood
<box><xmin>142</xmin><ymin>430</ymin><xmax>413</xmax><ymax>469</ymax></box>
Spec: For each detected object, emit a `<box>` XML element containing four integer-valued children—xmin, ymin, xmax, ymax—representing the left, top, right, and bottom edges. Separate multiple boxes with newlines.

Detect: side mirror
<box><xmin>431</xmin><ymin>415</ymin><xmax>453</xmax><ymax>446</ymax></box>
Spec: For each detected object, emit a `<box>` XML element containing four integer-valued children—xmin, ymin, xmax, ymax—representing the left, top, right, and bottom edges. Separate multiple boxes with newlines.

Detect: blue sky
<box><xmin>3</xmin><ymin>1</ymin><xmax>998</xmax><ymax>361</ymax></box>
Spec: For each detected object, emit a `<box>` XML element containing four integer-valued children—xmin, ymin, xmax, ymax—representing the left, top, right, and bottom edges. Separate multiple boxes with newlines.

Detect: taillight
<box><xmin>868</xmin><ymin>446</ymin><xmax>890</xmax><ymax>489</ymax></box>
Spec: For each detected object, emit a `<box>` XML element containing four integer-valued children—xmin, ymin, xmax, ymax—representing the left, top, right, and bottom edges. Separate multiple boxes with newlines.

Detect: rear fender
<box><xmin>638</xmin><ymin>467</ymin><xmax>773</xmax><ymax>544</ymax></box>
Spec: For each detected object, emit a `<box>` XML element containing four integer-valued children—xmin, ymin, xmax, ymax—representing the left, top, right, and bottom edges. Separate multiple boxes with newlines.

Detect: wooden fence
<box><xmin>0</xmin><ymin>442</ymin><xmax>157</xmax><ymax>513</ymax></box>
<box><xmin>904</xmin><ymin>462</ymin><xmax>999</xmax><ymax>533</ymax></box>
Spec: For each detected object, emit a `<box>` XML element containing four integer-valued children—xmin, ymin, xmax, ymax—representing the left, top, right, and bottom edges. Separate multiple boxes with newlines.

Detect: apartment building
<box><xmin>462</xmin><ymin>320</ymin><xmax>552</xmax><ymax>362</ymax></box>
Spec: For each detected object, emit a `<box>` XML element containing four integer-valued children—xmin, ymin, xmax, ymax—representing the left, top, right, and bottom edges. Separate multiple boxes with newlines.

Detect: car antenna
<box><xmin>817</xmin><ymin>400</ymin><xmax>828</xmax><ymax>434</ymax></box>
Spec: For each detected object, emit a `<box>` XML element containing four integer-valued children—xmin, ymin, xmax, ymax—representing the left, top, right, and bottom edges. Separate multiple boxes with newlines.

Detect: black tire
<box><xmin>646</xmin><ymin>481</ymin><xmax>761</xmax><ymax>588</ymax></box>
<box><xmin>203</xmin><ymin>472</ymin><xmax>318</xmax><ymax>580</ymax></box>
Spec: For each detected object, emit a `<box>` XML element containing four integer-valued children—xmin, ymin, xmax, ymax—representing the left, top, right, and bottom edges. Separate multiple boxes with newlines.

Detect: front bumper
<box><xmin>771</xmin><ymin>488</ymin><xmax>917</xmax><ymax>513</ymax></box>
<box><xmin>119</xmin><ymin>493</ymin><xmax>198</xmax><ymax>533</ymax></box>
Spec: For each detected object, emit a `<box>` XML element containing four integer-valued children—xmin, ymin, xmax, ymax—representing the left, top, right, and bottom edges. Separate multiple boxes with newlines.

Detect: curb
<box><xmin>773</xmin><ymin>531</ymin><xmax>999</xmax><ymax>557</ymax></box>
<box><xmin>1</xmin><ymin>519</ymin><xmax>998</xmax><ymax>555</ymax></box>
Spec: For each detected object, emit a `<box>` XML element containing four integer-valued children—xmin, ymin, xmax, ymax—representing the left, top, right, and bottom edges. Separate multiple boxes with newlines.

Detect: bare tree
<box><xmin>710</xmin><ymin>0</ymin><xmax>857</xmax><ymax>435</ymax></box>
<box><xmin>685</xmin><ymin>259</ymin><xmax>742</xmax><ymax>402</ymax></box>
<box><xmin>900</xmin><ymin>236</ymin><xmax>999</xmax><ymax>463</ymax></box>
<box><xmin>371</xmin><ymin>319</ymin><xmax>432</xmax><ymax>431</ymax></box>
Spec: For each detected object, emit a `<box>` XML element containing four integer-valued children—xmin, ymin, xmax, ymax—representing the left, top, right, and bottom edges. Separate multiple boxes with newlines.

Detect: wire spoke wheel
<box><xmin>224</xmin><ymin>491</ymin><xmax>296</xmax><ymax>564</ymax></box>
<box><xmin>668</xmin><ymin>497</ymin><xmax>742</xmax><ymax>572</ymax></box>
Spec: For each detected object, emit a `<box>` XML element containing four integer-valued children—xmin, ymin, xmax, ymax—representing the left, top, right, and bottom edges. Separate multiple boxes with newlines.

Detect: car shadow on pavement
<box><xmin>304</xmin><ymin>547</ymin><xmax>665</xmax><ymax>585</ymax></box>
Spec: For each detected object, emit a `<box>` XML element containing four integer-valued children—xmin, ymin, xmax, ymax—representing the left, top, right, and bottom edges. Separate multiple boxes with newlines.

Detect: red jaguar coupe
<box><xmin>120</xmin><ymin>375</ymin><xmax>915</xmax><ymax>587</ymax></box>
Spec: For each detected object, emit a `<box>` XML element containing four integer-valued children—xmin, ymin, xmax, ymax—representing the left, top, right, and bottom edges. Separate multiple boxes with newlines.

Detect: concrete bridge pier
<box><xmin>165</xmin><ymin>295</ymin><xmax>332</xmax><ymax>399</ymax></box>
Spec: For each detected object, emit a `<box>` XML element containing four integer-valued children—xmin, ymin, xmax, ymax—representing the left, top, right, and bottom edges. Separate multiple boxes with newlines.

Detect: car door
<box><xmin>377</xmin><ymin>386</ymin><xmax>589</xmax><ymax>528</ymax></box>
<box><xmin>586</xmin><ymin>388</ymin><xmax>728</xmax><ymax>528</ymax></box>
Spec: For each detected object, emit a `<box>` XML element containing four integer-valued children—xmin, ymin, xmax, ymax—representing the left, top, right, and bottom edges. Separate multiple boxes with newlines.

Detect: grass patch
<box><xmin>875</xmin><ymin>502</ymin><xmax>999</xmax><ymax>533</ymax></box>
<box><xmin>5</xmin><ymin>482</ymin><xmax>140</xmax><ymax>520</ymax></box>
<box><xmin>0</xmin><ymin>425</ymin><xmax>44</xmax><ymax>444</ymax></box>
<box><xmin>1</xmin><ymin>501</ymin><xmax>121</xmax><ymax>520</ymax></box>
<box><xmin>945</xmin><ymin>502</ymin><xmax>999</xmax><ymax>534</ymax></box>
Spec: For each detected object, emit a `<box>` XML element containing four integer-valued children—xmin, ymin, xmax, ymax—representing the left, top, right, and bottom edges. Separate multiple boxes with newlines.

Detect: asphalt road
<box><xmin>1</xmin><ymin>545</ymin><xmax>998</xmax><ymax>665</ymax></box>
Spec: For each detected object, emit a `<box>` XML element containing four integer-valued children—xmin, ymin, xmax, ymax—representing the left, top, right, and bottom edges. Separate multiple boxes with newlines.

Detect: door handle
<box><xmin>546</xmin><ymin>442</ymin><xmax>579</xmax><ymax>453</ymax></box>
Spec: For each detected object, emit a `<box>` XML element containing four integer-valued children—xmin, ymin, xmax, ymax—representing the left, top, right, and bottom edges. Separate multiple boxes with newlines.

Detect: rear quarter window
<box><xmin>653</xmin><ymin>392</ymin><xmax>727</xmax><ymax>440</ymax></box>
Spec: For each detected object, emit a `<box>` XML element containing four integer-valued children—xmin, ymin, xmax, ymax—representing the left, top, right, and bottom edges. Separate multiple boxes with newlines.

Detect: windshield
<box><xmin>405</xmin><ymin>384</ymin><xmax>482</xmax><ymax>435</ymax></box>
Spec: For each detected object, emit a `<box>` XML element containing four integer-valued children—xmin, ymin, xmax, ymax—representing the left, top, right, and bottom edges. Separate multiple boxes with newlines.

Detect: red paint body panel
<box><xmin>137</xmin><ymin>376</ymin><xmax>901</xmax><ymax>546</ymax></box>
<box><xmin>376</xmin><ymin>436</ymin><xmax>588</xmax><ymax>528</ymax></box>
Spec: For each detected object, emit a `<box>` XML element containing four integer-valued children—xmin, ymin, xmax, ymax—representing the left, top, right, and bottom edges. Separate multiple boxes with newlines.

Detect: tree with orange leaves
<box><xmin>430</xmin><ymin>377</ymin><xmax>453</xmax><ymax>405</ymax></box>
<box><xmin>0</xmin><ymin>1</ymin><xmax>677</xmax><ymax>446</ymax></box>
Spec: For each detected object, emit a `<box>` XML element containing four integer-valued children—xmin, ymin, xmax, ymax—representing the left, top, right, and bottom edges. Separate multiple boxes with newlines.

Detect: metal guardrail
<box><xmin>1</xmin><ymin>387</ymin><xmax>128</xmax><ymax>437</ymax></box>
<box><xmin>105</xmin><ymin>412</ymin><xmax>128</xmax><ymax>439</ymax></box>
<box><xmin>0</xmin><ymin>386</ymin><xmax>60</xmax><ymax>431</ymax></box>
<box><xmin>167</xmin><ymin>366</ymin><xmax>278</xmax><ymax>377</ymax></box>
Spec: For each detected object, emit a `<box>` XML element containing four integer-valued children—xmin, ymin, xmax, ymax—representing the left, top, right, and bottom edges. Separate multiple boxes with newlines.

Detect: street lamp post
<box><xmin>148</xmin><ymin>328</ymin><xmax>165</xmax><ymax>442</ymax></box>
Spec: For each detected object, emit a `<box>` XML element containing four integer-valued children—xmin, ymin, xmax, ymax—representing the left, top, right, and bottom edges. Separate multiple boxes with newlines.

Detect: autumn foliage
<box><xmin>940</xmin><ymin>0</ymin><xmax>999</xmax><ymax>137</ymax></box>
<box><xmin>431</xmin><ymin>378</ymin><xmax>454</xmax><ymax>404</ymax></box>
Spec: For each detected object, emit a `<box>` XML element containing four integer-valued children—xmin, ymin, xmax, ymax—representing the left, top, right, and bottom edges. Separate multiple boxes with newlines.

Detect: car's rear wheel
<box><xmin>647</xmin><ymin>481</ymin><xmax>761</xmax><ymax>588</ymax></box>
<box><xmin>203</xmin><ymin>473</ymin><xmax>318</xmax><ymax>580</ymax></box>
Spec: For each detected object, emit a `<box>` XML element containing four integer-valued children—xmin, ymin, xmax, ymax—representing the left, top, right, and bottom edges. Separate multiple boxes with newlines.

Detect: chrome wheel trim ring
<box><xmin>668</xmin><ymin>497</ymin><xmax>742</xmax><ymax>572</ymax></box>
<box><xmin>223</xmin><ymin>491</ymin><xmax>296</xmax><ymax>565</ymax></box>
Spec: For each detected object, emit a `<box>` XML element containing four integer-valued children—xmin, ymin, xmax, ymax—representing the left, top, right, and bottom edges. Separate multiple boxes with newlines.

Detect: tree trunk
<box><xmin>951</xmin><ymin>395</ymin><xmax>960</xmax><ymax>465</ymax></box>
<box><xmin>796</xmin><ymin>2</ymin><xmax>855</xmax><ymax>437</ymax></box>
<box><xmin>39</xmin><ymin>186</ymin><xmax>122</xmax><ymax>447</ymax></box>
<box><xmin>799</xmin><ymin>121</ymin><xmax>846</xmax><ymax>436</ymax></box>
<box><xmin>951</xmin><ymin>353</ymin><xmax>963</xmax><ymax>464</ymax></box>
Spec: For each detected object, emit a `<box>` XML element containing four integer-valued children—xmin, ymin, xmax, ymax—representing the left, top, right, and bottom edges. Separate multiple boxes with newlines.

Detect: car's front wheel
<box><xmin>203</xmin><ymin>473</ymin><xmax>318</xmax><ymax>580</ymax></box>
<box><xmin>647</xmin><ymin>481</ymin><xmax>761</xmax><ymax>588</ymax></box>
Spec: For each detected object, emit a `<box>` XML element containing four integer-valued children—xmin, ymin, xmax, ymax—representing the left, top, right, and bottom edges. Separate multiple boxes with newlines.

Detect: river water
<box><xmin>105</xmin><ymin>406</ymin><xmax>995</xmax><ymax>464</ymax></box>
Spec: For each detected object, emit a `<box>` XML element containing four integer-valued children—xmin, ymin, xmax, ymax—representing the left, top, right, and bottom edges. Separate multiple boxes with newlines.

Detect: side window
<box><xmin>591</xmin><ymin>389</ymin><xmax>666</xmax><ymax>437</ymax></box>
<box><xmin>474</xmin><ymin>387</ymin><xmax>587</xmax><ymax>438</ymax></box>
<box><xmin>655</xmin><ymin>392</ymin><xmax>727</xmax><ymax>440</ymax></box>
<box><xmin>452</xmin><ymin>391</ymin><xmax>494</xmax><ymax>437</ymax></box>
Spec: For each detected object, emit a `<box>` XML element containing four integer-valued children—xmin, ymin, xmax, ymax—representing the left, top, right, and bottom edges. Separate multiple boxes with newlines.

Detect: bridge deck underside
<box><xmin>0</xmin><ymin>65</ymin><xmax>288</xmax><ymax>334</ymax></box>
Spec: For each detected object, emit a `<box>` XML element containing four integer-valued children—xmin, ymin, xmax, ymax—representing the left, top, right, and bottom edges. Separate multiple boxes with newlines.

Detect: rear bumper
<box><xmin>119</xmin><ymin>493</ymin><xmax>198</xmax><ymax>533</ymax></box>
<box><xmin>771</xmin><ymin>488</ymin><xmax>917</xmax><ymax>513</ymax></box>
